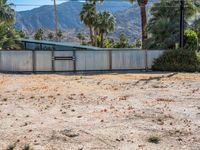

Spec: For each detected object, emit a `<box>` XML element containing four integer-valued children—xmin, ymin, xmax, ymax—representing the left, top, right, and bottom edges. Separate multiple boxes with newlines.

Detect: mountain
<box><xmin>15</xmin><ymin>2</ymin><xmax>132</xmax><ymax>30</ymax></box>
<box><xmin>15</xmin><ymin>1</ymin><xmax>157</xmax><ymax>42</ymax></box>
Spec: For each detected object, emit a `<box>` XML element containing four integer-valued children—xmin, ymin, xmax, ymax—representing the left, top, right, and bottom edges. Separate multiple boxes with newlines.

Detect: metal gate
<box><xmin>52</xmin><ymin>51</ymin><xmax>76</xmax><ymax>72</ymax></box>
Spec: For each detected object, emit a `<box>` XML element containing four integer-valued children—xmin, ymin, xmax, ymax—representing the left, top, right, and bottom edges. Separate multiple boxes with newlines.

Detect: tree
<box><xmin>0</xmin><ymin>0</ymin><xmax>21</xmax><ymax>50</ymax></box>
<box><xmin>56</xmin><ymin>30</ymin><xmax>63</xmax><ymax>41</ymax></box>
<box><xmin>18</xmin><ymin>30</ymin><xmax>26</xmax><ymax>38</ymax></box>
<box><xmin>0</xmin><ymin>0</ymin><xmax>15</xmax><ymax>25</ymax></box>
<box><xmin>34</xmin><ymin>28</ymin><xmax>44</xmax><ymax>40</ymax></box>
<box><xmin>95</xmin><ymin>11</ymin><xmax>115</xmax><ymax>48</ymax></box>
<box><xmin>115</xmin><ymin>33</ymin><xmax>130</xmax><ymax>48</ymax></box>
<box><xmin>130</xmin><ymin>0</ymin><xmax>148</xmax><ymax>48</ymax></box>
<box><xmin>0</xmin><ymin>25</ymin><xmax>21</xmax><ymax>49</ymax></box>
<box><xmin>145</xmin><ymin>0</ymin><xmax>198</xmax><ymax>49</ymax></box>
<box><xmin>80</xmin><ymin>3</ymin><xmax>96</xmax><ymax>44</ymax></box>
<box><xmin>48</xmin><ymin>32</ymin><xmax>54</xmax><ymax>40</ymax></box>
<box><xmin>192</xmin><ymin>18</ymin><xmax>200</xmax><ymax>40</ymax></box>
<box><xmin>76</xmin><ymin>32</ymin><xmax>85</xmax><ymax>44</ymax></box>
<box><xmin>84</xmin><ymin>0</ymin><xmax>104</xmax><ymax>46</ymax></box>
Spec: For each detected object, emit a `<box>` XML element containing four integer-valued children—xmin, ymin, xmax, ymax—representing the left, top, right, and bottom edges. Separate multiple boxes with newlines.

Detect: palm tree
<box><xmin>95</xmin><ymin>11</ymin><xmax>115</xmax><ymax>48</ymax></box>
<box><xmin>0</xmin><ymin>0</ymin><xmax>15</xmax><ymax>25</ymax></box>
<box><xmin>145</xmin><ymin>0</ymin><xmax>198</xmax><ymax>49</ymax></box>
<box><xmin>0</xmin><ymin>25</ymin><xmax>21</xmax><ymax>49</ymax></box>
<box><xmin>80</xmin><ymin>3</ymin><xmax>96</xmax><ymax>44</ymax></box>
<box><xmin>76</xmin><ymin>32</ymin><xmax>85</xmax><ymax>44</ymax></box>
<box><xmin>48</xmin><ymin>32</ymin><xmax>54</xmax><ymax>41</ymax></box>
<box><xmin>56</xmin><ymin>30</ymin><xmax>63</xmax><ymax>41</ymax></box>
<box><xmin>85</xmin><ymin>0</ymin><xmax>104</xmax><ymax>46</ymax></box>
<box><xmin>129</xmin><ymin>0</ymin><xmax>148</xmax><ymax>48</ymax></box>
<box><xmin>34</xmin><ymin>28</ymin><xmax>44</xmax><ymax>40</ymax></box>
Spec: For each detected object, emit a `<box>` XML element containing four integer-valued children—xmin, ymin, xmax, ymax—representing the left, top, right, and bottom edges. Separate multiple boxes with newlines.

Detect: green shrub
<box><xmin>104</xmin><ymin>38</ymin><xmax>115</xmax><ymax>48</ymax></box>
<box><xmin>152</xmin><ymin>48</ymin><xmax>200</xmax><ymax>72</ymax></box>
<box><xmin>147</xmin><ymin>134</ymin><xmax>161</xmax><ymax>144</ymax></box>
<box><xmin>6</xmin><ymin>143</ymin><xmax>16</xmax><ymax>150</ymax></box>
<box><xmin>184</xmin><ymin>29</ymin><xmax>198</xmax><ymax>51</ymax></box>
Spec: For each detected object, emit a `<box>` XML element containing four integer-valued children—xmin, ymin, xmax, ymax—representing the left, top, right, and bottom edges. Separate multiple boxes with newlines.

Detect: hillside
<box><xmin>15</xmin><ymin>1</ymin><xmax>157</xmax><ymax>42</ymax></box>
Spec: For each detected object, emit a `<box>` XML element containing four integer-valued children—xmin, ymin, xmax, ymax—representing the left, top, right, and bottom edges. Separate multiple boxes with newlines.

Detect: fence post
<box><xmin>32</xmin><ymin>50</ymin><xmax>36</xmax><ymax>73</ymax></box>
<box><xmin>73</xmin><ymin>50</ymin><xmax>76</xmax><ymax>72</ymax></box>
<box><xmin>51</xmin><ymin>50</ymin><xmax>55</xmax><ymax>72</ymax></box>
<box><xmin>109</xmin><ymin>50</ymin><xmax>112</xmax><ymax>71</ymax></box>
<box><xmin>145</xmin><ymin>49</ymin><xmax>148</xmax><ymax>71</ymax></box>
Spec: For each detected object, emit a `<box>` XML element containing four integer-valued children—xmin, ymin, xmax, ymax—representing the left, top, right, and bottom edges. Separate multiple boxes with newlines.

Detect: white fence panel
<box><xmin>112</xmin><ymin>50</ymin><xmax>146</xmax><ymax>70</ymax></box>
<box><xmin>54</xmin><ymin>51</ymin><xmax>74</xmax><ymax>71</ymax></box>
<box><xmin>35</xmin><ymin>51</ymin><xmax>52</xmax><ymax>71</ymax></box>
<box><xmin>76</xmin><ymin>51</ymin><xmax>110</xmax><ymax>71</ymax></box>
<box><xmin>0</xmin><ymin>51</ymin><xmax>32</xmax><ymax>72</ymax></box>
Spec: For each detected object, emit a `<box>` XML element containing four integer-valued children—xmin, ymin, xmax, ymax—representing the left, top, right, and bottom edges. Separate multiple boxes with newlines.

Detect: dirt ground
<box><xmin>0</xmin><ymin>72</ymin><xmax>200</xmax><ymax>150</ymax></box>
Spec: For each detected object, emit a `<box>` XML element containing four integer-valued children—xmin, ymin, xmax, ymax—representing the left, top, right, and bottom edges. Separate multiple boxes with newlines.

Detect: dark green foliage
<box><xmin>0</xmin><ymin>0</ymin><xmax>22</xmax><ymax>50</ymax></box>
<box><xmin>6</xmin><ymin>143</ymin><xmax>16</xmax><ymax>150</ymax></box>
<box><xmin>22</xmin><ymin>144</ymin><xmax>32</xmax><ymax>150</ymax></box>
<box><xmin>147</xmin><ymin>134</ymin><xmax>160</xmax><ymax>144</ymax></box>
<box><xmin>0</xmin><ymin>25</ymin><xmax>22</xmax><ymax>50</ymax></box>
<box><xmin>34</xmin><ymin>28</ymin><xmax>44</xmax><ymax>40</ymax></box>
<box><xmin>114</xmin><ymin>33</ymin><xmax>129</xmax><ymax>48</ymax></box>
<box><xmin>184</xmin><ymin>29</ymin><xmax>198</xmax><ymax>51</ymax></box>
<box><xmin>134</xmin><ymin>38</ymin><xmax>142</xmax><ymax>48</ymax></box>
<box><xmin>48</xmin><ymin>32</ymin><xmax>54</xmax><ymax>40</ymax></box>
<box><xmin>114</xmin><ymin>33</ymin><xmax>134</xmax><ymax>48</ymax></box>
<box><xmin>56</xmin><ymin>30</ymin><xmax>63</xmax><ymax>41</ymax></box>
<box><xmin>152</xmin><ymin>49</ymin><xmax>200</xmax><ymax>72</ymax></box>
<box><xmin>76</xmin><ymin>32</ymin><xmax>85</xmax><ymax>44</ymax></box>
<box><xmin>18</xmin><ymin>30</ymin><xmax>26</xmax><ymax>38</ymax></box>
<box><xmin>104</xmin><ymin>38</ymin><xmax>115</xmax><ymax>48</ymax></box>
<box><xmin>145</xmin><ymin>0</ymin><xmax>198</xmax><ymax>49</ymax></box>
<box><xmin>192</xmin><ymin>18</ymin><xmax>200</xmax><ymax>40</ymax></box>
<box><xmin>93</xmin><ymin>33</ymin><xmax>135</xmax><ymax>48</ymax></box>
<box><xmin>95</xmin><ymin>11</ymin><xmax>115</xmax><ymax>47</ymax></box>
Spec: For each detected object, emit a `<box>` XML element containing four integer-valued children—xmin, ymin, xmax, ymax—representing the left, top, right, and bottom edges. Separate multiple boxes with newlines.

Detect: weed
<box><xmin>6</xmin><ymin>143</ymin><xmax>16</xmax><ymax>150</ymax></box>
<box><xmin>147</xmin><ymin>134</ymin><xmax>160</xmax><ymax>144</ymax></box>
<box><xmin>3</xmin><ymin>98</ymin><xmax>7</xmax><ymax>102</ymax></box>
<box><xmin>22</xmin><ymin>144</ymin><xmax>32</xmax><ymax>150</ymax></box>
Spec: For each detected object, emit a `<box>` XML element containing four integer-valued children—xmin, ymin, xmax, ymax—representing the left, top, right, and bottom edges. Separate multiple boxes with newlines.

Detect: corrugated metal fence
<box><xmin>0</xmin><ymin>49</ymin><xmax>164</xmax><ymax>72</ymax></box>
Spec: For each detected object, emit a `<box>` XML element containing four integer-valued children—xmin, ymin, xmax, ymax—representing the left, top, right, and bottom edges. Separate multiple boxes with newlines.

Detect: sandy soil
<box><xmin>0</xmin><ymin>72</ymin><xmax>200</xmax><ymax>150</ymax></box>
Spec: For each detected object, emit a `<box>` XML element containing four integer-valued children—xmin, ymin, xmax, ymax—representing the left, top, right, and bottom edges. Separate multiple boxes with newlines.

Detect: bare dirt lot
<box><xmin>0</xmin><ymin>72</ymin><xmax>200</xmax><ymax>150</ymax></box>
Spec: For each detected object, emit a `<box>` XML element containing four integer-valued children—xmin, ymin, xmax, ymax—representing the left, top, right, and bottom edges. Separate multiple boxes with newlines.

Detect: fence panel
<box><xmin>0</xmin><ymin>49</ymin><xmax>165</xmax><ymax>72</ymax></box>
<box><xmin>76</xmin><ymin>50</ymin><xmax>110</xmax><ymax>71</ymax></box>
<box><xmin>0</xmin><ymin>51</ymin><xmax>33</xmax><ymax>72</ymax></box>
<box><xmin>54</xmin><ymin>51</ymin><xmax>74</xmax><ymax>71</ymax></box>
<box><xmin>35</xmin><ymin>51</ymin><xmax>52</xmax><ymax>72</ymax></box>
<box><xmin>112</xmin><ymin>50</ymin><xmax>146</xmax><ymax>70</ymax></box>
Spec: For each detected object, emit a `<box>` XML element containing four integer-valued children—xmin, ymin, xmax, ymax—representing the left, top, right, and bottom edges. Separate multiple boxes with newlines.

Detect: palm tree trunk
<box><xmin>89</xmin><ymin>26</ymin><xmax>94</xmax><ymax>44</ymax></box>
<box><xmin>94</xmin><ymin>29</ymin><xmax>98</xmax><ymax>46</ymax></box>
<box><xmin>139</xmin><ymin>2</ymin><xmax>148</xmax><ymax>49</ymax></box>
<box><xmin>100</xmin><ymin>32</ymin><xmax>104</xmax><ymax>48</ymax></box>
<box><xmin>93</xmin><ymin>1</ymin><xmax>98</xmax><ymax>47</ymax></box>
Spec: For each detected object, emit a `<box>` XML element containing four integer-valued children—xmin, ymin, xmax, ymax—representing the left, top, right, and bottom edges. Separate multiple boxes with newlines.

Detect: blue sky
<box><xmin>8</xmin><ymin>0</ymin><xmax>65</xmax><ymax>11</ymax></box>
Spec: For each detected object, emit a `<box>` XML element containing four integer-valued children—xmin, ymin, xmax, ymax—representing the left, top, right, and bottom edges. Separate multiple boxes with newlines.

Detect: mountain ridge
<box><xmin>15</xmin><ymin>1</ymin><xmax>157</xmax><ymax>42</ymax></box>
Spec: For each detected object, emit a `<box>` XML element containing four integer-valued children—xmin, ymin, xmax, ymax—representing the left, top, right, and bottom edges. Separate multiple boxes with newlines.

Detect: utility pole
<box><xmin>180</xmin><ymin>0</ymin><xmax>184</xmax><ymax>48</ymax></box>
<box><xmin>53</xmin><ymin>0</ymin><xmax>58</xmax><ymax>40</ymax></box>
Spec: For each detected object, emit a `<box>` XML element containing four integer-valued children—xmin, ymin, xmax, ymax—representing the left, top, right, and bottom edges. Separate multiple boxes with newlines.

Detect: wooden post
<box><xmin>53</xmin><ymin>0</ymin><xmax>58</xmax><ymax>40</ymax></box>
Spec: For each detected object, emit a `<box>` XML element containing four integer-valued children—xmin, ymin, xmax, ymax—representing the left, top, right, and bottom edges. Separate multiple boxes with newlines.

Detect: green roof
<box><xmin>20</xmin><ymin>39</ymin><xmax>99</xmax><ymax>50</ymax></box>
